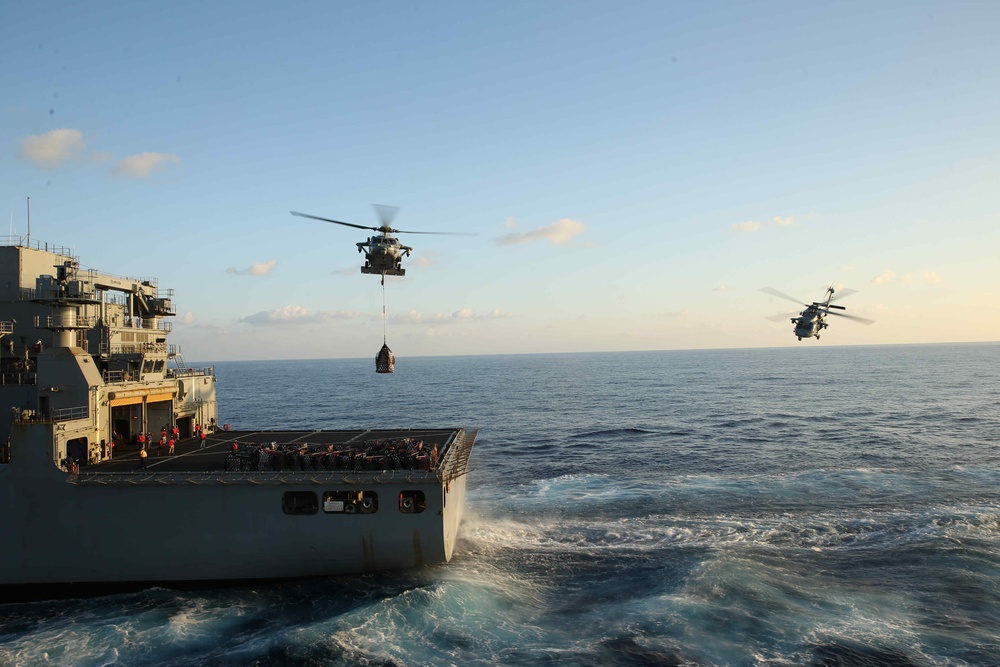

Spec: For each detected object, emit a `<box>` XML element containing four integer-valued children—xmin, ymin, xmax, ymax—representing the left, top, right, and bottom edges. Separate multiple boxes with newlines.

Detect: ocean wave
<box><xmin>569</xmin><ymin>427</ymin><xmax>658</xmax><ymax>439</ymax></box>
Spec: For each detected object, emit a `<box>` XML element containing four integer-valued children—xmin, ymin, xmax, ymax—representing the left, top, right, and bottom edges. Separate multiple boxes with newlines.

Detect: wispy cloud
<box><xmin>411</xmin><ymin>252</ymin><xmax>438</xmax><ymax>268</ymax></box>
<box><xmin>178</xmin><ymin>311</ymin><xmax>196</xmax><ymax>325</ymax></box>
<box><xmin>241</xmin><ymin>305</ymin><xmax>361</xmax><ymax>326</ymax></box>
<box><xmin>712</xmin><ymin>285</ymin><xmax>731</xmax><ymax>292</ymax></box>
<box><xmin>387</xmin><ymin>308</ymin><xmax>513</xmax><ymax>324</ymax></box>
<box><xmin>18</xmin><ymin>128</ymin><xmax>86</xmax><ymax>167</ymax></box>
<box><xmin>729</xmin><ymin>215</ymin><xmax>795</xmax><ymax>233</ymax></box>
<box><xmin>872</xmin><ymin>269</ymin><xmax>897</xmax><ymax>285</ymax></box>
<box><xmin>872</xmin><ymin>269</ymin><xmax>943</xmax><ymax>285</ymax></box>
<box><xmin>18</xmin><ymin>127</ymin><xmax>179</xmax><ymax>179</ymax></box>
<box><xmin>113</xmin><ymin>152</ymin><xmax>180</xmax><ymax>179</ymax></box>
<box><xmin>495</xmin><ymin>218</ymin><xmax>588</xmax><ymax>246</ymax></box>
<box><xmin>227</xmin><ymin>260</ymin><xmax>278</xmax><ymax>276</ymax></box>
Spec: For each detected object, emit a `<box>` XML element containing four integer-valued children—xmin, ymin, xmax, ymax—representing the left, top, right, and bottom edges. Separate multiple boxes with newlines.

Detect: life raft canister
<box><xmin>375</xmin><ymin>343</ymin><xmax>395</xmax><ymax>374</ymax></box>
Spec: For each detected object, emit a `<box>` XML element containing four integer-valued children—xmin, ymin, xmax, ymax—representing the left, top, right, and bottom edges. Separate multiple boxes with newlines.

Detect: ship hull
<box><xmin>0</xmin><ymin>427</ymin><xmax>475</xmax><ymax>592</ymax></box>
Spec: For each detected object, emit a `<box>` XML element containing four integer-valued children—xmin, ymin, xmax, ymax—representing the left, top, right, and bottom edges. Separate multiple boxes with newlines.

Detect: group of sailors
<box><xmin>135</xmin><ymin>423</ymin><xmax>208</xmax><ymax>461</ymax></box>
<box><xmin>223</xmin><ymin>437</ymin><xmax>441</xmax><ymax>473</ymax></box>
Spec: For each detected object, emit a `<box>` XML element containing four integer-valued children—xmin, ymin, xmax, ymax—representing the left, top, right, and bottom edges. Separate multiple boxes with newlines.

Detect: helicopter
<box><xmin>761</xmin><ymin>286</ymin><xmax>875</xmax><ymax>340</ymax></box>
<box><xmin>291</xmin><ymin>205</ymin><xmax>474</xmax><ymax>281</ymax></box>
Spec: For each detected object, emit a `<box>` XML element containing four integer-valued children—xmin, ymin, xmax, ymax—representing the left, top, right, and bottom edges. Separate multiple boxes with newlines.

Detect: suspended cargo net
<box><xmin>375</xmin><ymin>280</ymin><xmax>395</xmax><ymax>373</ymax></box>
<box><xmin>376</xmin><ymin>342</ymin><xmax>395</xmax><ymax>373</ymax></box>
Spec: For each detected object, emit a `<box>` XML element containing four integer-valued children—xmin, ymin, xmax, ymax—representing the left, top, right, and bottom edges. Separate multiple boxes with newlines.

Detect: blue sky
<box><xmin>3</xmin><ymin>1</ymin><xmax>998</xmax><ymax>361</ymax></box>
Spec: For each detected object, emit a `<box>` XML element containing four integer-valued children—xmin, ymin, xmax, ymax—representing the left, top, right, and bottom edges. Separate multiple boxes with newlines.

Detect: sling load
<box><xmin>376</xmin><ymin>342</ymin><xmax>395</xmax><ymax>374</ymax></box>
<box><xmin>375</xmin><ymin>276</ymin><xmax>395</xmax><ymax>373</ymax></box>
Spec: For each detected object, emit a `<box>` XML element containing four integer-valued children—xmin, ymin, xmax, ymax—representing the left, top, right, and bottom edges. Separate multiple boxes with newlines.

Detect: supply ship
<box><xmin>0</xmin><ymin>237</ymin><xmax>476</xmax><ymax>598</ymax></box>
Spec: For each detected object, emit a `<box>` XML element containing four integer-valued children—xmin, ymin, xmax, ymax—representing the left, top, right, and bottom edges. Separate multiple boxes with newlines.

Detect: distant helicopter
<box><xmin>761</xmin><ymin>286</ymin><xmax>875</xmax><ymax>340</ymax></box>
<box><xmin>291</xmin><ymin>205</ymin><xmax>474</xmax><ymax>282</ymax></box>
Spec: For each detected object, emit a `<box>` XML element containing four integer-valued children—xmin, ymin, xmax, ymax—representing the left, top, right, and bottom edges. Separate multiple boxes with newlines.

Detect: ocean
<box><xmin>2</xmin><ymin>343</ymin><xmax>999</xmax><ymax>666</ymax></box>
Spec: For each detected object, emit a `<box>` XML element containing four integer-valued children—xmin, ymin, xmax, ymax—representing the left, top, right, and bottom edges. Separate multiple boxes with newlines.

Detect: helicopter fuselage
<box><xmin>792</xmin><ymin>307</ymin><xmax>828</xmax><ymax>340</ymax></box>
<box><xmin>358</xmin><ymin>234</ymin><xmax>412</xmax><ymax>276</ymax></box>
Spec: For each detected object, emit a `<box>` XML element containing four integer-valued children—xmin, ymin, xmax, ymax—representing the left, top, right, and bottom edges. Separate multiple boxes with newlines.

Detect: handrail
<box><xmin>70</xmin><ymin>469</ymin><xmax>441</xmax><ymax>485</ymax></box>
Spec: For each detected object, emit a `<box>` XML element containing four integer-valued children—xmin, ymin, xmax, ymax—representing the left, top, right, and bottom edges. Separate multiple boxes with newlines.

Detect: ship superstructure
<box><xmin>0</xmin><ymin>237</ymin><xmax>476</xmax><ymax>596</ymax></box>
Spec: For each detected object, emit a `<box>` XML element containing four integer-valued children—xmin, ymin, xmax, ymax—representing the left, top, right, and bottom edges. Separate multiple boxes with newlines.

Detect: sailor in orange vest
<box><xmin>199</xmin><ymin>429</ymin><xmax>207</xmax><ymax>449</ymax></box>
<box><xmin>168</xmin><ymin>437</ymin><xmax>176</xmax><ymax>455</ymax></box>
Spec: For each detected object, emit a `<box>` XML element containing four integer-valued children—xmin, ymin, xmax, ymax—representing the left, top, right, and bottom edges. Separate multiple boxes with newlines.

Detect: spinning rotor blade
<box><xmin>766</xmin><ymin>310</ymin><xmax>801</xmax><ymax>322</ymax></box>
<box><xmin>390</xmin><ymin>229</ymin><xmax>478</xmax><ymax>236</ymax></box>
<box><xmin>822</xmin><ymin>309</ymin><xmax>875</xmax><ymax>325</ymax></box>
<box><xmin>760</xmin><ymin>286</ymin><xmax>806</xmax><ymax>307</ymax></box>
<box><xmin>291</xmin><ymin>211</ymin><xmax>378</xmax><ymax>232</ymax></box>
<box><xmin>829</xmin><ymin>287</ymin><xmax>858</xmax><ymax>302</ymax></box>
<box><xmin>373</xmin><ymin>204</ymin><xmax>400</xmax><ymax>228</ymax></box>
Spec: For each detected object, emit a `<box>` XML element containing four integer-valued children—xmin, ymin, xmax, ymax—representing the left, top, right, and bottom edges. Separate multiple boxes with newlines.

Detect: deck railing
<box><xmin>439</xmin><ymin>428</ymin><xmax>477</xmax><ymax>484</ymax></box>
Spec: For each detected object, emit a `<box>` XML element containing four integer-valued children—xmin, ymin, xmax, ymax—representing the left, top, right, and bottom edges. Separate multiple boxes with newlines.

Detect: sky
<box><xmin>3</xmin><ymin>0</ymin><xmax>999</xmax><ymax>361</ymax></box>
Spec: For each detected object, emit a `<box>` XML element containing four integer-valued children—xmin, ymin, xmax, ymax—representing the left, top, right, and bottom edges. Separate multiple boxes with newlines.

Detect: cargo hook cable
<box><xmin>382</xmin><ymin>277</ymin><xmax>387</xmax><ymax>344</ymax></box>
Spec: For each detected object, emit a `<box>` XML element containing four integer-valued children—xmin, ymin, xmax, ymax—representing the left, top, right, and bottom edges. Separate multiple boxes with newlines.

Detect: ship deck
<box><xmin>92</xmin><ymin>428</ymin><xmax>463</xmax><ymax>475</ymax></box>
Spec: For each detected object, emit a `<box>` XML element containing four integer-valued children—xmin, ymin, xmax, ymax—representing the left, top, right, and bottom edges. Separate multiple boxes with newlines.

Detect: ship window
<box><xmin>399</xmin><ymin>490</ymin><xmax>426</xmax><ymax>514</ymax></box>
<box><xmin>282</xmin><ymin>491</ymin><xmax>318</xmax><ymax>515</ymax></box>
<box><xmin>323</xmin><ymin>490</ymin><xmax>378</xmax><ymax>514</ymax></box>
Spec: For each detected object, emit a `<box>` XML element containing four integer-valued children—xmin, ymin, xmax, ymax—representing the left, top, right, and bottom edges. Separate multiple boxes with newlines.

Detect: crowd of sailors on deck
<box><xmin>223</xmin><ymin>437</ymin><xmax>440</xmax><ymax>473</ymax></box>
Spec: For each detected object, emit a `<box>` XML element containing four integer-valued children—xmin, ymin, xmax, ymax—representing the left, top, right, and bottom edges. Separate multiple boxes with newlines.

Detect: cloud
<box><xmin>411</xmin><ymin>252</ymin><xmax>438</xmax><ymax>268</ymax></box>
<box><xmin>178</xmin><ymin>311</ymin><xmax>196</xmax><ymax>325</ymax></box>
<box><xmin>18</xmin><ymin>129</ymin><xmax>180</xmax><ymax>180</ymax></box>
<box><xmin>729</xmin><ymin>216</ymin><xmax>795</xmax><ymax>233</ymax></box>
<box><xmin>241</xmin><ymin>305</ymin><xmax>361</xmax><ymax>326</ymax></box>
<box><xmin>495</xmin><ymin>218</ymin><xmax>588</xmax><ymax>246</ymax></box>
<box><xmin>712</xmin><ymin>285</ymin><xmax>731</xmax><ymax>292</ymax></box>
<box><xmin>113</xmin><ymin>152</ymin><xmax>180</xmax><ymax>178</ymax></box>
<box><xmin>872</xmin><ymin>270</ymin><xmax>896</xmax><ymax>285</ymax></box>
<box><xmin>227</xmin><ymin>260</ymin><xmax>278</xmax><ymax>276</ymax></box>
<box><xmin>730</xmin><ymin>220</ymin><xmax>762</xmax><ymax>233</ymax></box>
<box><xmin>504</xmin><ymin>216</ymin><xmax>518</xmax><ymax>230</ymax></box>
<box><xmin>872</xmin><ymin>269</ymin><xmax>942</xmax><ymax>286</ymax></box>
<box><xmin>387</xmin><ymin>308</ymin><xmax>513</xmax><ymax>324</ymax></box>
<box><xmin>18</xmin><ymin>128</ymin><xmax>86</xmax><ymax>167</ymax></box>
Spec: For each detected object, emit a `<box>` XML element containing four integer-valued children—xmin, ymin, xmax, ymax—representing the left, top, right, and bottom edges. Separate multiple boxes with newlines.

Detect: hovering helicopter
<box><xmin>761</xmin><ymin>286</ymin><xmax>875</xmax><ymax>340</ymax></box>
<box><xmin>291</xmin><ymin>205</ymin><xmax>474</xmax><ymax>282</ymax></box>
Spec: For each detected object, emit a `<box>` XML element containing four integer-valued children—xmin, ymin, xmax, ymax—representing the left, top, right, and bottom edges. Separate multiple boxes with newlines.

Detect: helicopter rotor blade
<box><xmin>373</xmin><ymin>204</ymin><xmax>400</xmax><ymax>228</ymax></box>
<box><xmin>766</xmin><ymin>310</ymin><xmax>801</xmax><ymax>322</ymax></box>
<box><xmin>391</xmin><ymin>229</ymin><xmax>479</xmax><ymax>237</ymax></box>
<box><xmin>760</xmin><ymin>286</ymin><xmax>807</xmax><ymax>307</ymax></box>
<box><xmin>829</xmin><ymin>287</ymin><xmax>858</xmax><ymax>303</ymax></box>
<box><xmin>291</xmin><ymin>211</ymin><xmax>378</xmax><ymax>232</ymax></box>
<box><xmin>822</xmin><ymin>309</ymin><xmax>876</xmax><ymax>325</ymax></box>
